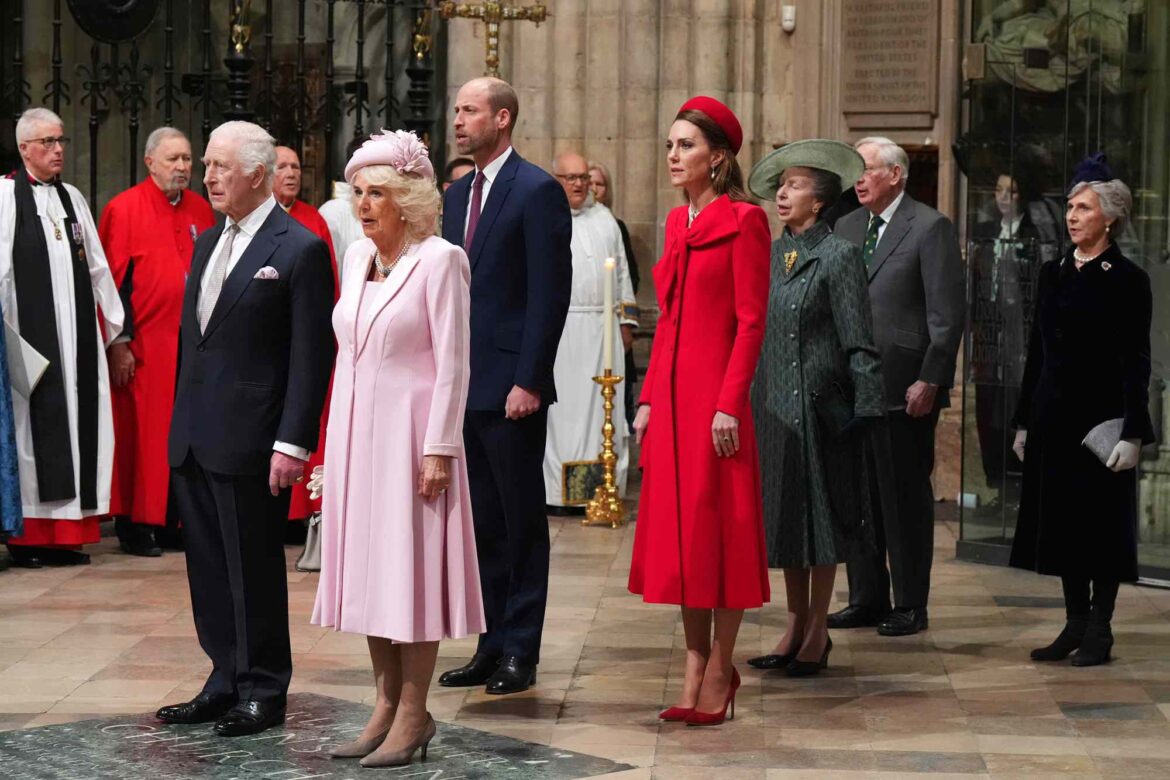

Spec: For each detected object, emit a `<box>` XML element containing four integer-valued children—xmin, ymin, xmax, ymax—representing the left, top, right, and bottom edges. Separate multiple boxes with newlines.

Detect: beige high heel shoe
<box><xmin>329</xmin><ymin>726</ymin><xmax>391</xmax><ymax>759</ymax></box>
<box><xmin>359</xmin><ymin>714</ymin><xmax>437</xmax><ymax>768</ymax></box>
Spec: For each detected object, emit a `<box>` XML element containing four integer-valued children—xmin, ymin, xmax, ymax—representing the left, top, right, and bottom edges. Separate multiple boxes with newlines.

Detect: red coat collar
<box><xmin>685</xmin><ymin>194</ymin><xmax>740</xmax><ymax>248</ymax></box>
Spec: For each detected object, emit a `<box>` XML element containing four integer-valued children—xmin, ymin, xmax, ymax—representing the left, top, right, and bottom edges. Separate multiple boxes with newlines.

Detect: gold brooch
<box><xmin>784</xmin><ymin>250</ymin><xmax>799</xmax><ymax>274</ymax></box>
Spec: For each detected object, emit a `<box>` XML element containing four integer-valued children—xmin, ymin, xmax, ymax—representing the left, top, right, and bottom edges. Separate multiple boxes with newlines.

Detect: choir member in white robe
<box><xmin>0</xmin><ymin>108</ymin><xmax>123</xmax><ymax>567</ymax></box>
<box><xmin>318</xmin><ymin>137</ymin><xmax>366</xmax><ymax>281</ymax></box>
<box><xmin>544</xmin><ymin>152</ymin><xmax>637</xmax><ymax>507</ymax></box>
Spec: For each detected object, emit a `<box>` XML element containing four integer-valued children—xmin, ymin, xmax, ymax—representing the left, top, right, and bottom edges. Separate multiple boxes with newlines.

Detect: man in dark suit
<box><xmin>437</xmin><ymin>77</ymin><xmax>572</xmax><ymax>694</ymax></box>
<box><xmin>156</xmin><ymin>121</ymin><xmax>334</xmax><ymax>735</ymax></box>
<box><xmin>831</xmin><ymin>137</ymin><xmax>964</xmax><ymax>637</ymax></box>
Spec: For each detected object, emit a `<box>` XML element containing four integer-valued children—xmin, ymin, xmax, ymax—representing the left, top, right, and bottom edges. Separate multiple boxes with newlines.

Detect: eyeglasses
<box><xmin>28</xmin><ymin>136</ymin><xmax>70</xmax><ymax>149</ymax></box>
<box><xmin>556</xmin><ymin>173</ymin><xmax>592</xmax><ymax>185</ymax></box>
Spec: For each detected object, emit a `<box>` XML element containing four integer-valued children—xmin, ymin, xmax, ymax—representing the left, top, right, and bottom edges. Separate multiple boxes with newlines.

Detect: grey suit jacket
<box><xmin>836</xmin><ymin>195</ymin><xmax>965</xmax><ymax>410</ymax></box>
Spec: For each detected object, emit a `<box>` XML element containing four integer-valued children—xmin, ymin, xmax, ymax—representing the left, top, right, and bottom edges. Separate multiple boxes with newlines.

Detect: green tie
<box><xmin>862</xmin><ymin>214</ymin><xmax>884</xmax><ymax>268</ymax></box>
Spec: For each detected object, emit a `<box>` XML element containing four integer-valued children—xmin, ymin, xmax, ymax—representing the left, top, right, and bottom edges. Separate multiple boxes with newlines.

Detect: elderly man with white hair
<box><xmin>99</xmin><ymin>126</ymin><xmax>216</xmax><ymax>557</ymax></box>
<box><xmin>830</xmin><ymin>136</ymin><xmax>965</xmax><ymax>638</ymax></box>
<box><xmin>0</xmin><ymin>107</ymin><xmax>124</xmax><ymax>569</ymax></box>
<box><xmin>157</xmin><ymin>120</ymin><xmax>335</xmax><ymax>736</ymax></box>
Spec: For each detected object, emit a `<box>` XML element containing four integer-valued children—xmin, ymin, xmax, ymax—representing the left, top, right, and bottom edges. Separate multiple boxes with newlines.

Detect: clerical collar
<box><xmin>169</xmin><ymin>192</ymin><xmax>182</xmax><ymax>207</ymax></box>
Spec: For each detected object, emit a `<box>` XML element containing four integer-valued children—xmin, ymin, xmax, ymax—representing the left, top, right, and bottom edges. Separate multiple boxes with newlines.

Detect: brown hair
<box><xmin>675</xmin><ymin>108</ymin><xmax>749</xmax><ymax>202</ymax></box>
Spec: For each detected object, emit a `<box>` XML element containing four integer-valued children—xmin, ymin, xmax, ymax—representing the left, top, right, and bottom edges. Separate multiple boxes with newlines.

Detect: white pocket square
<box><xmin>254</xmin><ymin>266</ymin><xmax>280</xmax><ymax>280</ymax></box>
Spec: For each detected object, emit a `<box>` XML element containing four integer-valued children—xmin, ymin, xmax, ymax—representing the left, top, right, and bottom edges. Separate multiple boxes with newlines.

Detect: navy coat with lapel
<box><xmin>168</xmin><ymin>204</ymin><xmax>336</xmax><ymax>475</ymax></box>
<box><xmin>441</xmin><ymin>150</ymin><xmax>573</xmax><ymax>411</ymax></box>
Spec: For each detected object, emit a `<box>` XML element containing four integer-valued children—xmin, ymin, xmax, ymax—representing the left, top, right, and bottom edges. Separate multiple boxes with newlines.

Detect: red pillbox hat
<box><xmin>678</xmin><ymin>96</ymin><xmax>743</xmax><ymax>155</ymax></box>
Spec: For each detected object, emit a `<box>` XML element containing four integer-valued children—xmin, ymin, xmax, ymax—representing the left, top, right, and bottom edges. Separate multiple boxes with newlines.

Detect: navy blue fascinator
<box><xmin>1069</xmin><ymin>152</ymin><xmax>1113</xmax><ymax>189</ymax></box>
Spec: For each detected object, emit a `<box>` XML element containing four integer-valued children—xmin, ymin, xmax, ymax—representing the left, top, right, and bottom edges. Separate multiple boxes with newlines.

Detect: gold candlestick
<box><xmin>584</xmin><ymin>370</ymin><xmax>625</xmax><ymax>528</ymax></box>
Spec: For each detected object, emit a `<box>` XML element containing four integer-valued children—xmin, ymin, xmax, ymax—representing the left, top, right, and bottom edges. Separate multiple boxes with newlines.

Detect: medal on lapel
<box><xmin>784</xmin><ymin>250</ymin><xmax>799</xmax><ymax>275</ymax></box>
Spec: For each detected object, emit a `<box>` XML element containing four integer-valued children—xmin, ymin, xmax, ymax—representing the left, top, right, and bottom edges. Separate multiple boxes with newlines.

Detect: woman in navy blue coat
<box><xmin>1011</xmin><ymin>165</ymin><xmax>1154</xmax><ymax>668</ymax></box>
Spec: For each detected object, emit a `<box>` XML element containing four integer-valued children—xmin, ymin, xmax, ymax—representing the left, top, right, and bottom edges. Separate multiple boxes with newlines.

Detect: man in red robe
<box><xmin>100</xmin><ymin>127</ymin><xmax>215</xmax><ymax>556</ymax></box>
<box><xmin>274</xmin><ymin>145</ymin><xmax>337</xmax><ymax>527</ymax></box>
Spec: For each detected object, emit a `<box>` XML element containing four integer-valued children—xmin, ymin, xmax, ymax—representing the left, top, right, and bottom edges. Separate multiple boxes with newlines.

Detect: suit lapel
<box><xmin>868</xmin><ymin>197</ymin><xmax>915</xmax><ymax>281</ymax></box>
<box><xmin>184</xmin><ymin>223</ymin><xmax>223</xmax><ymax>337</ymax></box>
<box><xmin>468</xmin><ymin>152</ymin><xmax>519</xmax><ymax>271</ymax></box>
<box><xmin>199</xmin><ymin>206</ymin><xmax>286</xmax><ymax>342</ymax></box>
<box><xmin>355</xmin><ymin>253</ymin><xmax>420</xmax><ymax>359</ymax></box>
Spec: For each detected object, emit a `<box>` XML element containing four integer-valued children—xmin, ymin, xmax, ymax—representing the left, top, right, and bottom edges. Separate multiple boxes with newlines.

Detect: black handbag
<box><xmin>811</xmin><ymin>381</ymin><xmax>856</xmax><ymax>440</ymax></box>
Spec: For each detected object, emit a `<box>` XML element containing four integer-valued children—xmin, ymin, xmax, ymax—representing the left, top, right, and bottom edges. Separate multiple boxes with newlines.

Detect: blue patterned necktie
<box><xmin>862</xmin><ymin>214</ymin><xmax>884</xmax><ymax>268</ymax></box>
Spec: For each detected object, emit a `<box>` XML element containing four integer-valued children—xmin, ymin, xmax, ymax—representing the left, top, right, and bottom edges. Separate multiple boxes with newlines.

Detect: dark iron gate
<box><xmin>0</xmin><ymin>0</ymin><xmax>446</xmax><ymax>210</ymax></box>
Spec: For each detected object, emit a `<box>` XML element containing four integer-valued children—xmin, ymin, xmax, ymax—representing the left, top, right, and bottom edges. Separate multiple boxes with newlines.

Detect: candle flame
<box><xmin>604</xmin><ymin>256</ymin><xmax>615</xmax><ymax>269</ymax></box>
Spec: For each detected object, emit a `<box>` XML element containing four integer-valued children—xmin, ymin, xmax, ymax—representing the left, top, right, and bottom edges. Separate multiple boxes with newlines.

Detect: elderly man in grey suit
<box><xmin>829</xmin><ymin>137</ymin><xmax>964</xmax><ymax>637</ymax></box>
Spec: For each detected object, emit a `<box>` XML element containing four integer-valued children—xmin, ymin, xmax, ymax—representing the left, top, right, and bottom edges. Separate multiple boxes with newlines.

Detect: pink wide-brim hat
<box><xmin>344</xmin><ymin>129</ymin><xmax>435</xmax><ymax>183</ymax></box>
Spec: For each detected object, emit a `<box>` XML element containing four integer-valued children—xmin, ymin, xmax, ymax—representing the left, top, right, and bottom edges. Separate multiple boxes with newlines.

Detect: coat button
<box><xmin>789</xmin><ymin>333</ymin><xmax>796</xmax><ymax>339</ymax></box>
<box><xmin>197</xmin><ymin>345</ymin><xmax>205</xmax><ymax>352</ymax></box>
<box><xmin>790</xmin><ymin>304</ymin><xmax>797</xmax><ymax>311</ymax></box>
<box><xmin>793</xmin><ymin>389</ymin><xmax>799</xmax><ymax>396</ymax></box>
<box><xmin>794</xmin><ymin>418</ymin><xmax>800</xmax><ymax>424</ymax></box>
<box><xmin>791</xmin><ymin>361</ymin><xmax>797</xmax><ymax>368</ymax></box>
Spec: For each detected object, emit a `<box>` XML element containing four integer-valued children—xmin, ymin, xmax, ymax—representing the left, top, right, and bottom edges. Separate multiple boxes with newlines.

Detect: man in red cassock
<box><xmin>274</xmin><ymin>145</ymin><xmax>338</xmax><ymax>528</ymax></box>
<box><xmin>100</xmin><ymin>127</ymin><xmax>215</xmax><ymax>556</ymax></box>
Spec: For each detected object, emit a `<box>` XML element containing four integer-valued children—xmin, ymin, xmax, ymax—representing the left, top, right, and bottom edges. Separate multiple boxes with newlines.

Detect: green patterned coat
<box><xmin>751</xmin><ymin>221</ymin><xmax>885</xmax><ymax>568</ymax></box>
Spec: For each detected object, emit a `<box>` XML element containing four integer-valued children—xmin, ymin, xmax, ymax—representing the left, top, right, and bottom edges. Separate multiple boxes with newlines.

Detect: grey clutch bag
<box><xmin>1082</xmin><ymin>418</ymin><xmax>1124</xmax><ymax>465</ymax></box>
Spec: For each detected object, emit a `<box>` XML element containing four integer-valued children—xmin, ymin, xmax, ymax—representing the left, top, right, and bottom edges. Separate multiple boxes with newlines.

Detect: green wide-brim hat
<box><xmin>747</xmin><ymin>139</ymin><xmax>865</xmax><ymax>202</ymax></box>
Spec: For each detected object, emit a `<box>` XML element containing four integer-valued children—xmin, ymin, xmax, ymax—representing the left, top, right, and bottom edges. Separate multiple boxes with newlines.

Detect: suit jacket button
<box><xmin>197</xmin><ymin>345</ymin><xmax>206</xmax><ymax>352</ymax></box>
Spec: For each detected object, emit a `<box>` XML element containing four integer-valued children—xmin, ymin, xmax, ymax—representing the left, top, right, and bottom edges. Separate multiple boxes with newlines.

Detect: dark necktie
<box><xmin>862</xmin><ymin>214</ymin><xmax>884</xmax><ymax>268</ymax></box>
<box><xmin>464</xmin><ymin>171</ymin><xmax>486</xmax><ymax>248</ymax></box>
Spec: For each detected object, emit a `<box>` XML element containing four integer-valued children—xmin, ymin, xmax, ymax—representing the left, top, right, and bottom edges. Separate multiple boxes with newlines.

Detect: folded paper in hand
<box><xmin>5</xmin><ymin>321</ymin><xmax>49</xmax><ymax>398</ymax></box>
<box><xmin>1082</xmin><ymin>417</ymin><xmax>1124</xmax><ymax>465</ymax></box>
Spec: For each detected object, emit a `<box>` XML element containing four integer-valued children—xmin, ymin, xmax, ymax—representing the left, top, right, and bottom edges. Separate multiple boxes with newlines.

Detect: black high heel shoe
<box><xmin>1030</xmin><ymin>617</ymin><xmax>1087</xmax><ymax>662</ymax></box>
<box><xmin>747</xmin><ymin>649</ymin><xmax>798</xmax><ymax>670</ymax></box>
<box><xmin>786</xmin><ymin>636</ymin><xmax>832</xmax><ymax>677</ymax></box>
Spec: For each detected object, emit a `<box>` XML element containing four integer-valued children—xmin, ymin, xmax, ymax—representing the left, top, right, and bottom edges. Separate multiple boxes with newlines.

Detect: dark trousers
<box><xmin>464</xmin><ymin>408</ymin><xmax>550</xmax><ymax>664</ymax></box>
<box><xmin>170</xmin><ymin>453</ymin><xmax>292</xmax><ymax>702</ymax></box>
<box><xmin>847</xmin><ymin>408</ymin><xmax>940</xmax><ymax>610</ymax></box>
<box><xmin>975</xmin><ymin>382</ymin><xmax>1021</xmax><ymax>485</ymax></box>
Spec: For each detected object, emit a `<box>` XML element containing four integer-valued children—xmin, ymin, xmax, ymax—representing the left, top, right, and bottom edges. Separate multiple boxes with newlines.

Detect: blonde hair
<box><xmin>589</xmin><ymin>161</ymin><xmax>612</xmax><ymax>207</ymax></box>
<box><xmin>352</xmin><ymin>164</ymin><xmax>441</xmax><ymax>244</ymax></box>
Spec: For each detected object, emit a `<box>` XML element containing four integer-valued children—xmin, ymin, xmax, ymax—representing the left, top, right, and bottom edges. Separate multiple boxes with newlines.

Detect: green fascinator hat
<box><xmin>747</xmin><ymin>139</ymin><xmax>865</xmax><ymax>201</ymax></box>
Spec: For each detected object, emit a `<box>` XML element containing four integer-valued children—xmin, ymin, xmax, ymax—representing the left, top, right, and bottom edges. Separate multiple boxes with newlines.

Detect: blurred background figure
<box><xmin>319</xmin><ymin>137</ymin><xmax>366</xmax><ymax>281</ymax></box>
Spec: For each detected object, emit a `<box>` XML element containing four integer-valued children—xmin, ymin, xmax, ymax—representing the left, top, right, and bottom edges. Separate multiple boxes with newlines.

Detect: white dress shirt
<box><xmin>462</xmin><ymin>145</ymin><xmax>514</xmax><ymax>239</ymax></box>
<box><xmin>199</xmin><ymin>194</ymin><xmax>309</xmax><ymax>462</ymax></box>
<box><xmin>874</xmin><ymin>190</ymin><xmax>906</xmax><ymax>244</ymax></box>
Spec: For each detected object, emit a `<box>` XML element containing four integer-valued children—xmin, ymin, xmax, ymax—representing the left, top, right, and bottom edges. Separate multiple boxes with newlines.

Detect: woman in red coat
<box><xmin>629</xmin><ymin>97</ymin><xmax>771</xmax><ymax>726</ymax></box>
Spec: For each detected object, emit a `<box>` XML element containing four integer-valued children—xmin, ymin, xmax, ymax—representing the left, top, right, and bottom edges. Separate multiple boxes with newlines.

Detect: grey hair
<box><xmin>15</xmin><ymin>107</ymin><xmax>65</xmax><ymax>144</ymax></box>
<box><xmin>588</xmin><ymin>161</ymin><xmax>612</xmax><ymax>207</ymax></box>
<box><xmin>145</xmin><ymin>126</ymin><xmax>188</xmax><ymax>157</ymax></box>
<box><xmin>209</xmin><ymin>121</ymin><xmax>276</xmax><ymax>185</ymax></box>
<box><xmin>855</xmin><ymin>135</ymin><xmax>910</xmax><ymax>182</ymax></box>
<box><xmin>1068</xmin><ymin>179</ymin><xmax>1132</xmax><ymax>235</ymax></box>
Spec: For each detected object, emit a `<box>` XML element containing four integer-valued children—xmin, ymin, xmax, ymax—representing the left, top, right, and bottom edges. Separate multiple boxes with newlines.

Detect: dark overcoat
<box><xmin>1010</xmin><ymin>243</ymin><xmax>1155</xmax><ymax>581</ymax></box>
<box><xmin>751</xmin><ymin>222</ymin><xmax>886</xmax><ymax>568</ymax></box>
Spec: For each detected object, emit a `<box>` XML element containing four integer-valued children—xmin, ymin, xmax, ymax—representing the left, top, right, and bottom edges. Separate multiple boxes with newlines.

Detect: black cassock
<box><xmin>1010</xmin><ymin>243</ymin><xmax>1155</xmax><ymax>582</ymax></box>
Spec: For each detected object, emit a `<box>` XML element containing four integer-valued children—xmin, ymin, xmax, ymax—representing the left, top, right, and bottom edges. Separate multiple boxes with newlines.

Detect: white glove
<box><xmin>1106</xmin><ymin>439</ymin><xmax>1141</xmax><ymax>472</ymax></box>
<box><xmin>307</xmin><ymin>465</ymin><xmax>325</xmax><ymax>500</ymax></box>
<box><xmin>1012</xmin><ymin>429</ymin><xmax>1027</xmax><ymax>463</ymax></box>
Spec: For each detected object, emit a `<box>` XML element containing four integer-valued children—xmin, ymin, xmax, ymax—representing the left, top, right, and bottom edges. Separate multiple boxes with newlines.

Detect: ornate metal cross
<box><xmin>438</xmin><ymin>1</ymin><xmax>549</xmax><ymax>78</ymax></box>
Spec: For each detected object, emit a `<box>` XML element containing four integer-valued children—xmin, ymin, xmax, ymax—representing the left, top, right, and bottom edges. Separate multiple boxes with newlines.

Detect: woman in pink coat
<box><xmin>311</xmin><ymin>130</ymin><xmax>485</xmax><ymax>768</ymax></box>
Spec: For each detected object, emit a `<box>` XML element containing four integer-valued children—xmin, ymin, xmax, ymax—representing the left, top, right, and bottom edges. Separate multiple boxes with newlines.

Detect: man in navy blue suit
<box><xmin>437</xmin><ymin>77</ymin><xmax>572</xmax><ymax>695</ymax></box>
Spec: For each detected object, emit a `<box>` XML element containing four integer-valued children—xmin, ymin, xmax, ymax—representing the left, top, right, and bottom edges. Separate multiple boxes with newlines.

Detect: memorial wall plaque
<box><xmin>0</xmin><ymin>693</ymin><xmax>635</xmax><ymax>779</ymax></box>
<box><xmin>841</xmin><ymin>0</ymin><xmax>940</xmax><ymax>119</ymax></box>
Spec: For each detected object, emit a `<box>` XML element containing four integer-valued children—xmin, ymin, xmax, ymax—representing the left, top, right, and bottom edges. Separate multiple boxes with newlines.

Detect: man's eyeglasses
<box><xmin>556</xmin><ymin>173</ymin><xmax>592</xmax><ymax>185</ymax></box>
<box><xmin>28</xmin><ymin>136</ymin><xmax>70</xmax><ymax>149</ymax></box>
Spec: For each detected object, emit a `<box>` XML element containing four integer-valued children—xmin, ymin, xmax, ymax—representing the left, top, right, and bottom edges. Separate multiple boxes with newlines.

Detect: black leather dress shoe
<box><xmin>5</xmin><ymin>545</ymin><xmax>43</xmax><ymax>569</ymax></box>
<box><xmin>42</xmin><ymin>549</ymin><xmax>90</xmax><ymax>566</ymax></box>
<box><xmin>486</xmin><ymin>656</ymin><xmax>536</xmax><ymax>695</ymax></box>
<box><xmin>827</xmin><ymin>605</ymin><xmax>889</xmax><ymax>629</ymax></box>
<box><xmin>156</xmin><ymin>692</ymin><xmax>237</xmax><ymax>724</ymax></box>
<box><xmin>438</xmin><ymin>653</ymin><xmax>500</xmax><ymax>688</ymax></box>
<box><xmin>877</xmin><ymin>608</ymin><xmax>928</xmax><ymax>636</ymax></box>
<box><xmin>215</xmin><ymin>699</ymin><xmax>287</xmax><ymax>737</ymax></box>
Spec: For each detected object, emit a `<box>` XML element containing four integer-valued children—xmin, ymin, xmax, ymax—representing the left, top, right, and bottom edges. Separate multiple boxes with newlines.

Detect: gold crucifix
<box><xmin>438</xmin><ymin>1</ymin><xmax>549</xmax><ymax>78</ymax></box>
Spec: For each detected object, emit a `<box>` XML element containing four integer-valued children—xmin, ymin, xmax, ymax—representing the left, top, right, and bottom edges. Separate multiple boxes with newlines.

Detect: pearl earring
<box><xmin>710</xmin><ymin>167</ymin><xmax>716</xmax><ymax>180</ymax></box>
<box><xmin>400</xmin><ymin>215</ymin><xmax>406</xmax><ymax>222</ymax></box>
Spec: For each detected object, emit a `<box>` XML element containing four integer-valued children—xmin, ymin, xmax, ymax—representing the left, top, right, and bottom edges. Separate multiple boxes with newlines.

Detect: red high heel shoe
<box><xmin>657</xmin><ymin>705</ymin><xmax>694</xmax><ymax>722</ymax></box>
<box><xmin>684</xmin><ymin>667</ymin><xmax>740</xmax><ymax>727</ymax></box>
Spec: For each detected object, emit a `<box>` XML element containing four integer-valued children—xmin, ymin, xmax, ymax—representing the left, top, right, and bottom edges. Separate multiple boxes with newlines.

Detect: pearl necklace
<box><xmin>1073</xmin><ymin>247</ymin><xmax>1104</xmax><ymax>266</ymax></box>
<box><xmin>373</xmin><ymin>240</ymin><xmax>411</xmax><ymax>278</ymax></box>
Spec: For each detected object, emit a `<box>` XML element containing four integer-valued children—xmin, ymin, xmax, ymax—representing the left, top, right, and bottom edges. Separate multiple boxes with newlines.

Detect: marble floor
<box><xmin>3</xmin><ymin>507</ymin><xmax>1170</xmax><ymax>779</ymax></box>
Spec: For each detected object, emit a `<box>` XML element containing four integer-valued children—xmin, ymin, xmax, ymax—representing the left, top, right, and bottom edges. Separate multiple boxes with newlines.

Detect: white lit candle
<box><xmin>603</xmin><ymin>256</ymin><xmax>616</xmax><ymax>372</ymax></box>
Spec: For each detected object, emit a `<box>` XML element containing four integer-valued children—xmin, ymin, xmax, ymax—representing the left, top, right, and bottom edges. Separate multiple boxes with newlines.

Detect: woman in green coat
<box><xmin>746</xmin><ymin>141</ymin><xmax>887</xmax><ymax>676</ymax></box>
